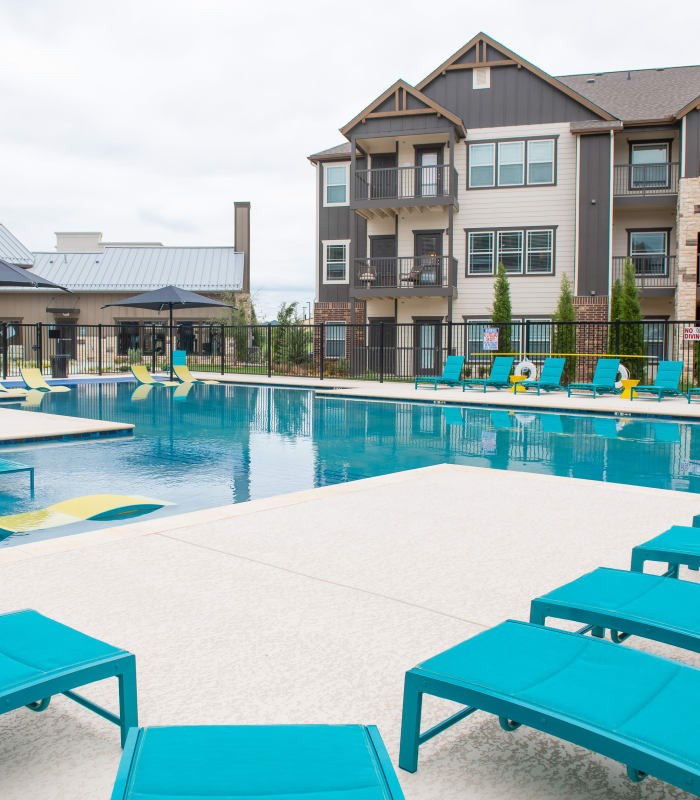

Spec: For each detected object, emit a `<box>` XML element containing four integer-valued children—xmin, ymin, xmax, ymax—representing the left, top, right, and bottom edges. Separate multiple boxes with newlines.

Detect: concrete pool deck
<box><xmin>0</xmin><ymin>464</ymin><xmax>698</xmax><ymax>800</ymax></box>
<box><xmin>0</xmin><ymin>406</ymin><xmax>133</xmax><ymax>443</ymax></box>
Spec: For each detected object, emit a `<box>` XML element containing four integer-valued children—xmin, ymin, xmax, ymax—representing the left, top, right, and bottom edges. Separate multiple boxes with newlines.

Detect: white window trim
<box><xmin>497</xmin><ymin>141</ymin><xmax>525</xmax><ymax>187</ymax></box>
<box><xmin>496</xmin><ymin>230</ymin><xmax>524</xmax><ymax>274</ymax></box>
<box><xmin>323</xmin><ymin>162</ymin><xmax>349</xmax><ymax>207</ymax></box>
<box><xmin>525</xmin><ymin>229</ymin><xmax>554</xmax><ymax>275</ymax></box>
<box><xmin>467</xmin><ymin>231</ymin><xmax>495</xmax><ymax>275</ymax></box>
<box><xmin>526</xmin><ymin>139</ymin><xmax>555</xmax><ymax>185</ymax></box>
<box><xmin>468</xmin><ymin>143</ymin><xmax>495</xmax><ymax>188</ymax></box>
<box><xmin>322</xmin><ymin>239</ymin><xmax>350</xmax><ymax>285</ymax></box>
<box><xmin>325</xmin><ymin>321</ymin><xmax>347</xmax><ymax>359</ymax></box>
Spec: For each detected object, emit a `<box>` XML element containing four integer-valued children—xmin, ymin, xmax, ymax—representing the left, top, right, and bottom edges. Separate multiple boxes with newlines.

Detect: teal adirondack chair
<box><xmin>631</xmin><ymin>361</ymin><xmax>683</xmax><ymax>401</ymax></box>
<box><xmin>415</xmin><ymin>355</ymin><xmax>465</xmax><ymax>390</ymax></box>
<box><xmin>520</xmin><ymin>357</ymin><xmax>565</xmax><ymax>395</ymax></box>
<box><xmin>462</xmin><ymin>356</ymin><xmax>514</xmax><ymax>392</ymax></box>
<box><xmin>567</xmin><ymin>358</ymin><xmax>620</xmax><ymax>398</ymax></box>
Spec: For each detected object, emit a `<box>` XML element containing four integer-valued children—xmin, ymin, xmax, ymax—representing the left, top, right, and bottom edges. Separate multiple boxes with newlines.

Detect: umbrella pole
<box><xmin>169</xmin><ymin>305</ymin><xmax>174</xmax><ymax>380</ymax></box>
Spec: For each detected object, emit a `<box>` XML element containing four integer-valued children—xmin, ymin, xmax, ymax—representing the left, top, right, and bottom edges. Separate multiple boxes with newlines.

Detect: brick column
<box><xmin>573</xmin><ymin>296</ymin><xmax>609</xmax><ymax>380</ymax></box>
<box><xmin>675</xmin><ymin>177</ymin><xmax>700</xmax><ymax>383</ymax></box>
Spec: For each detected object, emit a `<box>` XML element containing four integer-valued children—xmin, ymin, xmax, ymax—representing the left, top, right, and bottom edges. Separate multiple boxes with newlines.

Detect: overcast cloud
<box><xmin>1</xmin><ymin>0</ymin><xmax>699</xmax><ymax>318</ymax></box>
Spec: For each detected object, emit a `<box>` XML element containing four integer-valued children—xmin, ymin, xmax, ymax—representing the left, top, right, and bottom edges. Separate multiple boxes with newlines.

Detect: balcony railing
<box><xmin>613</xmin><ymin>163</ymin><xmax>680</xmax><ymax>197</ymax></box>
<box><xmin>353</xmin><ymin>165</ymin><xmax>456</xmax><ymax>203</ymax></box>
<box><xmin>611</xmin><ymin>255</ymin><xmax>677</xmax><ymax>290</ymax></box>
<box><xmin>353</xmin><ymin>257</ymin><xmax>453</xmax><ymax>290</ymax></box>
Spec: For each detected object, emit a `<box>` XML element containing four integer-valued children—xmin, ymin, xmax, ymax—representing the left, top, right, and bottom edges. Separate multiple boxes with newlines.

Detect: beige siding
<box><xmin>453</xmin><ymin>122</ymin><xmax>576</xmax><ymax>320</ymax></box>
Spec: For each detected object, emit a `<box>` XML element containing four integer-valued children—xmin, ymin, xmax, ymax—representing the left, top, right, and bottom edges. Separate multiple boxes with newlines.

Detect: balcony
<box><xmin>611</xmin><ymin>255</ymin><xmax>677</xmax><ymax>294</ymax></box>
<box><xmin>352</xmin><ymin>256</ymin><xmax>455</xmax><ymax>297</ymax></box>
<box><xmin>613</xmin><ymin>163</ymin><xmax>679</xmax><ymax>205</ymax></box>
<box><xmin>351</xmin><ymin>165</ymin><xmax>457</xmax><ymax>219</ymax></box>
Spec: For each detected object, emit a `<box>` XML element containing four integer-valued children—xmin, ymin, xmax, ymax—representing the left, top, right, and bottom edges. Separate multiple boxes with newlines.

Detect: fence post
<box><xmin>97</xmin><ymin>324</ymin><xmax>102</xmax><ymax>375</ymax></box>
<box><xmin>524</xmin><ymin>320</ymin><xmax>529</xmax><ymax>361</ymax></box>
<box><xmin>266</xmin><ymin>323</ymin><xmax>272</xmax><ymax>378</ymax></box>
<box><xmin>320</xmin><ymin>322</ymin><xmax>325</xmax><ymax>380</ymax></box>
<box><xmin>379</xmin><ymin>321</ymin><xmax>385</xmax><ymax>383</ymax></box>
<box><xmin>615</xmin><ymin>318</ymin><xmax>621</xmax><ymax>354</ymax></box>
<box><xmin>152</xmin><ymin>324</ymin><xmax>157</xmax><ymax>372</ymax></box>
<box><xmin>221</xmin><ymin>324</ymin><xmax>225</xmax><ymax>375</ymax></box>
<box><xmin>1</xmin><ymin>322</ymin><xmax>6</xmax><ymax>380</ymax></box>
<box><xmin>36</xmin><ymin>322</ymin><xmax>43</xmax><ymax>372</ymax></box>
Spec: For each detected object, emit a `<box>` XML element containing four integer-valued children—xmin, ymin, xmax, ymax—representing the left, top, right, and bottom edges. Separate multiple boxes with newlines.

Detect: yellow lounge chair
<box><xmin>172</xmin><ymin>351</ymin><xmax>220</xmax><ymax>384</ymax></box>
<box><xmin>20</xmin><ymin>367</ymin><xmax>71</xmax><ymax>393</ymax></box>
<box><xmin>130</xmin><ymin>384</ymin><xmax>154</xmax><ymax>401</ymax></box>
<box><xmin>130</xmin><ymin>365</ymin><xmax>178</xmax><ymax>387</ymax></box>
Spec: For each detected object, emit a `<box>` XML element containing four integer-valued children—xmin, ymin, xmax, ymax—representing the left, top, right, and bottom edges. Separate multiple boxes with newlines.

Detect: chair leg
<box><xmin>399</xmin><ymin>673</ymin><xmax>423</xmax><ymax>773</ymax></box>
<box><xmin>118</xmin><ymin>657</ymin><xmax>138</xmax><ymax>748</ymax></box>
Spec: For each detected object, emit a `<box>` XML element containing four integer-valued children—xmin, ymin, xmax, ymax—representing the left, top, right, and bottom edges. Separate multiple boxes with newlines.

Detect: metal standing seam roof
<box><xmin>0</xmin><ymin>224</ymin><xmax>34</xmax><ymax>267</ymax></box>
<box><xmin>28</xmin><ymin>247</ymin><xmax>244</xmax><ymax>292</ymax></box>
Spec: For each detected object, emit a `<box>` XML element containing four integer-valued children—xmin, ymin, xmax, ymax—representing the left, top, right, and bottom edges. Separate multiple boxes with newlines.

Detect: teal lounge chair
<box><xmin>415</xmin><ymin>355</ymin><xmax>464</xmax><ymax>390</ymax></box>
<box><xmin>462</xmin><ymin>356</ymin><xmax>513</xmax><ymax>392</ymax></box>
<box><xmin>112</xmin><ymin>725</ymin><xmax>404</xmax><ymax>800</ymax></box>
<box><xmin>631</xmin><ymin>524</ymin><xmax>700</xmax><ymax>577</ymax></box>
<box><xmin>520</xmin><ymin>357</ymin><xmax>565</xmax><ymax>395</ymax></box>
<box><xmin>567</xmin><ymin>358</ymin><xmax>619</xmax><ymax>399</ymax></box>
<box><xmin>631</xmin><ymin>360</ymin><xmax>683</xmax><ymax>401</ymax></box>
<box><xmin>0</xmin><ymin>609</ymin><xmax>137</xmax><ymax>747</ymax></box>
<box><xmin>530</xmin><ymin>566</ymin><xmax>700</xmax><ymax>652</ymax></box>
<box><xmin>399</xmin><ymin>620</ymin><xmax>700</xmax><ymax>792</ymax></box>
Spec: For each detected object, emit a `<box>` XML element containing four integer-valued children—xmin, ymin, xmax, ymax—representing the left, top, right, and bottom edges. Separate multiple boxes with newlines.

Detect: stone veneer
<box><xmin>675</xmin><ymin>177</ymin><xmax>700</xmax><ymax>321</ymax></box>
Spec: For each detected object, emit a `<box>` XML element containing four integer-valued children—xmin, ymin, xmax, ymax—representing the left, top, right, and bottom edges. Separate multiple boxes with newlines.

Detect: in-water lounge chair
<box><xmin>399</xmin><ymin>619</ymin><xmax>700</xmax><ymax>793</ymax></box>
<box><xmin>462</xmin><ymin>356</ymin><xmax>514</xmax><ymax>392</ymax></box>
<box><xmin>519</xmin><ymin>357</ymin><xmax>565</xmax><ymax>395</ymax></box>
<box><xmin>172</xmin><ymin>350</ymin><xmax>220</xmax><ymax>384</ymax></box>
<box><xmin>631</xmin><ymin>360</ymin><xmax>683</xmax><ymax>401</ymax></box>
<box><xmin>112</xmin><ymin>725</ymin><xmax>404</xmax><ymax>800</ymax></box>
<box><xmin>530</xmin><ymin>566</ymin><xmax>700</xmax><ymax>651</ymax></box>
<box><xmin>415</xmin><ymin>355</ymin><xmax>464</xmax><ymax>390</ymax></box>
<box><xmin>19</xmin><ymin>367</ymin><xmax>70</xmax><ymax>393</ymax></box>
<box><xmin>130</xmin><ymin>364</ymin><xmax>178</xmax><ymax>387</ymax></box>
<box><xmin>631</xmin><ymin>524</ymin><xmax>700</xmax><ymax>576</ymax></box>
<box><xmin>567</xmin><ymin>358</ymin><xmax>619</xmax><ymax>399</ymax></box>
<box><xmin>0</xmin><ymin>609</ymin><xmax>137</xmax><ymax>746</ymax></box>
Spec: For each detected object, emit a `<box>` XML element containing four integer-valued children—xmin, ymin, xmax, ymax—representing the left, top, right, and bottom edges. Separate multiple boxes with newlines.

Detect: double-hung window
<box><xmin>325</xmin><ymin>322</ymin><xmax>346</xmax><ymax>359</ymax></box>
<box><xmin>526</xmin><ymin>230</ymin><xmax>554</xmax><ymax>274</ymax></box>
<box><xmin>497</xmin><ymin>231</ymin><xmax>523</xmax><ymax>274</ymax></box>
<box><xmin>630</xmin><ymin>143</ymin><xmax>670</xmax><ymax>189</ymax></box>
<box><xmin>498</xmin><ymin>142</ymin><xmax>524</xmax><ymax>186</ymax></box>
<box><xmin>468</xmin><ymin>143</ymin><xmax>495</xmax><ymax>187</ymax></box>
<box><xmin>323</xmin><ymin>240</ymin><xmax>350</xmax><ymax>283</ymax></box>
<box><xmin>527</xmin><ymin>140</ymin><xmax>555</xmax><ymax>184</ymax></box>
<box><xmin>324</xmin><ymin>163</ymin><xmax>349</xmax><ymax>206</ymax></box>
<box><xmin>467</xmin><ymin>231</ymin><xmax>494</xmax><ymax>275</ymax></box>
<box><xmin>629</xmin><ymin>230</ymin><xmax>668</xmax><ymax>276</ymax></box>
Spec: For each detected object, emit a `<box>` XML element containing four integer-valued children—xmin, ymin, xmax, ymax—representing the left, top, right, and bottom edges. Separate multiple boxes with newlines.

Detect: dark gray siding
<box><xmin>422</xmin><ymin>66</ymin><xmax>599</xmax><ymax>128</ymax></box>
<box><xmin>346</xmin><ymin>115</ymin><xmax>453</xmax><ymax>138</ymax></box>
<box><xmin>317</xmin><ymin>162</ymin><xmax>366</xmax><ymax>303</ymax></box>
<box><xmin>685</xmin><ymin>109</ymin><xmax>700</xmax><ymax>178</ymax></box>
<box><xmin>577</xmin><ymin>134</ymin><xmax>611</xmax><ymax>297</ymax></box>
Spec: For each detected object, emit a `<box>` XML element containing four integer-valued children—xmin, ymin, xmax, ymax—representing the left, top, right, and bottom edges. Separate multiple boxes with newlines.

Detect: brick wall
<box><xmin>313</xmin><ymin>301</ymin><xmax>367</xmax><ymax>373</ymax></box>
<box><xmin>573</xmin><ymin>295</ymin><xmax>609</xmax><ymax>379</ymax></box>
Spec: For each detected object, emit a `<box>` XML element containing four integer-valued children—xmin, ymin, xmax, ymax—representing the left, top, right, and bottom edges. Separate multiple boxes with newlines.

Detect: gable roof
<box><xmin>416</xmin><ymin>32</ymin><xmax>615</xmax><ymax>122</ymax></box>
<box><xmin>340</xmin><ymin>79</ymin><xmax>466</xmax><ymax>138</ymax></box>
<box><xmin>308</xmin><ymin>142</ymin><xmax>357</xmax><ymax>163</ymax></box>
<box><xmin>29</xmin><ymin>247</ymin><xmax>243</xmax><ymax>293</ymax></box>
<box><xmin>0</xmin><ymin>224</ymin><xmax>34</xmax><ymax>267</ymax></box>
<box><xmin>559</xmin><ymin>65</ymin><xmax>700</xmax><ymax>122</ymax></box>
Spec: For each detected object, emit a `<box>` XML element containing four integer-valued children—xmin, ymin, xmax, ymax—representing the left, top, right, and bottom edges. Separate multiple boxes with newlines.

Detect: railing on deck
<box><xmin>353</xmin><ymin>256</ymin><xmax>453</xmax><ymax>289</ymax></box>
<box><xmin>353</xmin><ymin>164</ymin><xmax>456</xmax><ymax>202</ymax></box>
<box><xmin>611</xmin><ymin>255</ymin><xmax>677</xmax><ymax>290</ymax></box>
<box><xmin>613</xmin><ymin>163</ymin><xmax>680</xmax><ymax>197</ymax></box>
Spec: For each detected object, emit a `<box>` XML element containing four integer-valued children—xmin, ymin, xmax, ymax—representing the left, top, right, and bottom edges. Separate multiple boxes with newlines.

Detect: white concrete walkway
<box><xmin>1</xmin><ymin>465</ymin><xmax>698</xmax><ymax>800</ymax></box>
<box><xmin>0</xmin><ymin>406</ymin><xmax>133</xmax><ymax>442</ymax></box>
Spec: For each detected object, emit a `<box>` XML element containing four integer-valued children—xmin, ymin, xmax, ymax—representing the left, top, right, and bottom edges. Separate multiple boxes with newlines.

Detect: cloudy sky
<box><xmin>1</xmin><ymin>0</ymin><xmax>699</xmax><ymax>319</ymax></box>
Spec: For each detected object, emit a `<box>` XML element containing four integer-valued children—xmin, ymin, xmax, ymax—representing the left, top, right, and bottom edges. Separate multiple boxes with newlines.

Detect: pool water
<box><xmin>1</xmin><ymin>380</ymin><xmax>699</xmax><ymax>545</ymax></box>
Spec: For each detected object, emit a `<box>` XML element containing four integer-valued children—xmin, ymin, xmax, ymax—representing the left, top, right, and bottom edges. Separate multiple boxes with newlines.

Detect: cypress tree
<box><xmin>491</xmin><ymin>262</ymin><xmax>512</xmax><ymax>354</ymax></box>
<box><xmin>552</xmin><ymin>274</ymin><xmax>576</xmax><ymax>382</ymax></box>
<box><xmin>619</xmin><ymin>258</ymin><xmax>645</xmax><ymax>379</ymax></box>
<box><xmin>607</xmin><ymin>278</ymin><xmax>622</xmax><ymax>355</ymax></box>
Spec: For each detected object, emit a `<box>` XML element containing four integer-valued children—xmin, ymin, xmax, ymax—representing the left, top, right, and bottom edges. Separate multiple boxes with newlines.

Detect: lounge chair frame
<box><xmin>0</xmin><ymin>609</ymin><xmax>137</xmax><ymax>747</ymax></box>
<box><xmin>461</xmin><ymin>356</ymin><xmax>514</xmax><ymax>393</ymax></box>
<box><xmin>631</xmin><ymin>361</ymin><xmax>683</xmax><ymax>402</ymax></box>
<box><xmin>414</xmin><ymin>355</ymin><xmax>465</xmax><ymax>390</ymax></box>
<box><xmin>567</xmin><ymin>358</ymin><xmax>619</xmax><ymax>399</ymax></box>
<box><xmin>520</xmin><ymin>357</ymin><xmax>565</xmax><ymax>395</ymax></box>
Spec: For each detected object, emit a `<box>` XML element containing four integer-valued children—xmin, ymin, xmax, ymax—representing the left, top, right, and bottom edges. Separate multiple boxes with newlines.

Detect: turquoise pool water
<box><xmin>1</xmin><ymin>380</ymin><xmax>699</xmax><ymax>546</ymax></box>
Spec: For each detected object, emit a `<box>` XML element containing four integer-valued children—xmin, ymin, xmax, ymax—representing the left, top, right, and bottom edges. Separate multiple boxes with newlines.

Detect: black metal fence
<box><xmin>2</xmin><ymin>320</ymin><xmax>700</xmax><ymax>389</ymax></box>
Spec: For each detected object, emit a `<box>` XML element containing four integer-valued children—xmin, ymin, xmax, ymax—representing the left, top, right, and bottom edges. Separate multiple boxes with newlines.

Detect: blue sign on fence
<box><xmin>483</xmin><ymin>327</ymin><xmax>499</xmax><ymax>351</ymax></box>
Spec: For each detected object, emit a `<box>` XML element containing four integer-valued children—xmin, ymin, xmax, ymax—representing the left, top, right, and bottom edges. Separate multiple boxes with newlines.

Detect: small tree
<box><xmin>552</xmin><ymin>274</ymin><xmax>577</xmax><ymax>383</ymax></box>
<box><xmin>619</xmin><ymin>258</ymin><xmax>646</xmax><ymax>380</ymax></box>
<box><xmin>607</xmin><ymin>278</ymin><xmax>623</xmax><ymax>355</ymax></box>
<box><xmin>273</xmin><ymin>302</ymin><xmax>312</xmax><ymax>370</ymax></box>
<box><xmin>491</xmin><ymin>262</ymin><xmax>512</xmax><ymax>355</ymax></box>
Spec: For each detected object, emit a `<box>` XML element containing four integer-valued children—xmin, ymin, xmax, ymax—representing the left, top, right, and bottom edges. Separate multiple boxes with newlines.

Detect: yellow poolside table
<box><xmin>509</xmin><ymin>375</ymin><xmax>528</xmax><ymax>394</ymax></box>
<box><xmin>620</xmin><ymin>378</ymin><xmax>640</xmax><ymax>400</ymax></box>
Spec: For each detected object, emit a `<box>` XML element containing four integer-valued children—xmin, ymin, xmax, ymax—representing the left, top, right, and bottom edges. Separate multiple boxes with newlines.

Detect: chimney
<box><xmin>55</xmin><ymin>232</ymin><xmax>104</xmax><ymax>252</ymax></box>
<box><xmin>234</xmin><ymin>201</ymin><xmax>250</xmax><ymax>294</ymax></box>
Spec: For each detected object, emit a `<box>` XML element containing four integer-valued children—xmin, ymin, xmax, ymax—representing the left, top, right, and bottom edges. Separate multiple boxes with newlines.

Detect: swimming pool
<box><xmin>1</xmin><ymin>380</ymin><xmax>699</xmax><ymax>545</ymax></box>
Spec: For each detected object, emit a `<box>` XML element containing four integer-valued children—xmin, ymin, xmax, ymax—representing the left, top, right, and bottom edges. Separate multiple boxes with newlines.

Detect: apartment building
<box><xmin>308</xmin><ymin>33</ymin><xmax>700</xmax><ymax>372</ymax></box>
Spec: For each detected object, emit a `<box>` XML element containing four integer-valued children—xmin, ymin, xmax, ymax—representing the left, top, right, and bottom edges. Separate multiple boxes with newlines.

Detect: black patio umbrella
<box><xmin>0</xmin><ymin>258</ymin><xmax>70</xmax><ymax>291</ymax></box>
<box><xmin>102</xmin><ymin>285</ymin><xmax>235</xmax><ymax>378</ymax></box>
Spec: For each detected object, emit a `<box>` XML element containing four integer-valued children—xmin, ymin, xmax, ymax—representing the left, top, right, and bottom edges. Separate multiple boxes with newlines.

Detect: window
<box><xmin>324</xmin><ymin>163</ymin><xmax>348</xmax><ymax>206</ymax></box>
<box><xmin>497</xmin><ymin>231</ymin><xmax>523</xmax><ymax>274</ymax></box>
<box><xmin>643</xmin><ymin>318</ymin><xmax>666</xmax><ymax>362</ymax></box>
<box><xmin>325</xmin><ymin>322</ymin><xmax>346</xmax><ymax>358</ymax></box>
<box><xmin>468</xmin><ymin>231</ymin><xmax>494</xmax><ymax>275</ymax></box>
<box><xmin>629</xmin><ymin>230</ymin><xmax>668</xmax><ymax>276</ymax></box>
<box><xmin>469</xmin><ymin>138</ymin><xmax>556</xmax><ymax>188</ymax></box>
<box><xmin>498</xmin><ymin>141</ymin><xmax>524</xmax><ymax>186</ymax></box>
<box><xmin>527</xmin><ymin>139</ymin><xmax>555</xmax><ymax>185</ymax></box>
<box><xmin>630</xmin><ymin>143</ymin><xmax>670</xmax><ymax>189</ymax></box>
<box><xmin>469</xmin><ymin>143</ymin><xmax>495</xmax><ymax>187</ymax></box>
<box><xmin>322</xmin><ymin>240</ymin><xmax>350</xmax><ymax>283</ymax></box>
<box><xmin>526</xmin><ymin>230</ymin><xmax>554</xmax><ymax>274</ymax></box>
<box><xmin>473</xmin><ymin>67</ymin><xmax>490</xmax><ymax>90</ymax></box>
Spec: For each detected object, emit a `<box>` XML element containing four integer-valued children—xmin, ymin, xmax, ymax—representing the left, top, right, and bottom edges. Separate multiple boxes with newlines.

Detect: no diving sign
<box><xmin>684</xmin><ymin>327</ymin><xmax>700</xmax><ymax>341</ymax></box>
